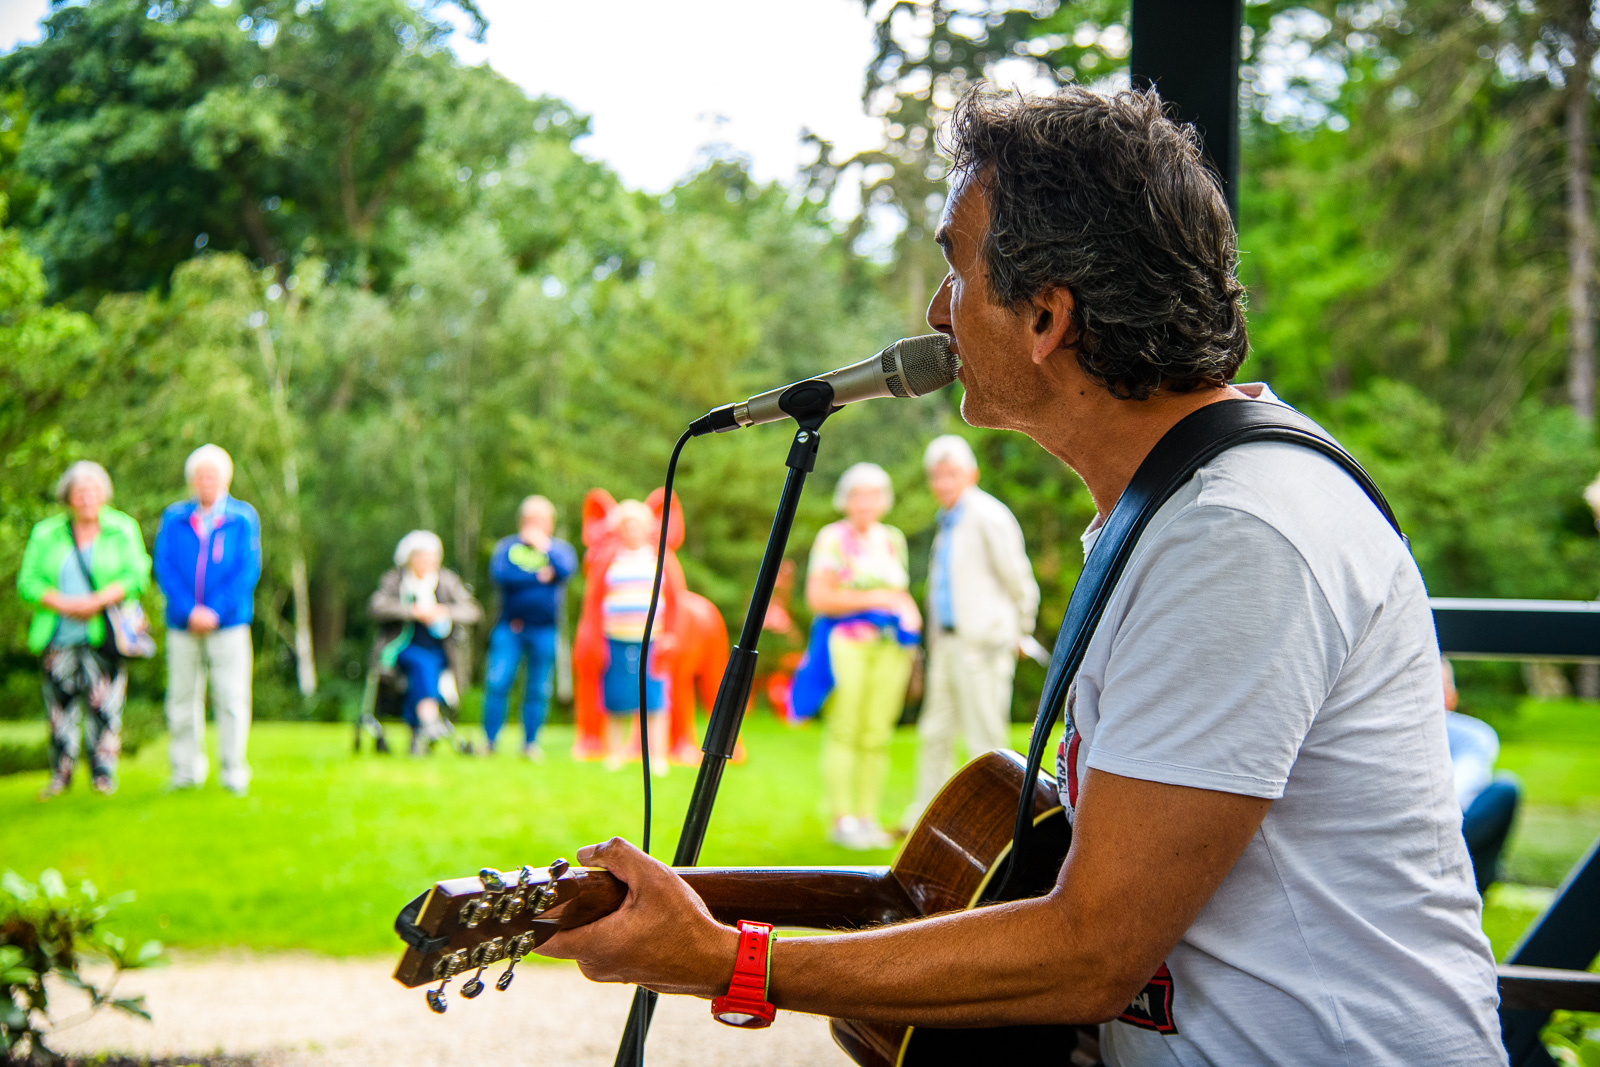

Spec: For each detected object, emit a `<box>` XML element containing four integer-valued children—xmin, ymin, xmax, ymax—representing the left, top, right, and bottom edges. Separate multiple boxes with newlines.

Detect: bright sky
<box><xmin>0</xmin><ymin>0</ymin><xmax>887</xmax><ymax>195</ymax></box>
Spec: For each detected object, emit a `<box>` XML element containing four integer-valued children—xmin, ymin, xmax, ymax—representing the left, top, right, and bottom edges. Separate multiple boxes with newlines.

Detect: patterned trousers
<box><xmin>42</xmin><ymin>644</ymin><xmax>126</xmax><ymax>783</ymax></box>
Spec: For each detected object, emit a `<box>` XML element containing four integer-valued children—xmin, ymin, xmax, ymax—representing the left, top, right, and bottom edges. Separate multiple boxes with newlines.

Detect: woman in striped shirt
<box><xmin>600</xmin><ymin>500</ymin><xmax>671</xmax><ymax>774</ymax></box>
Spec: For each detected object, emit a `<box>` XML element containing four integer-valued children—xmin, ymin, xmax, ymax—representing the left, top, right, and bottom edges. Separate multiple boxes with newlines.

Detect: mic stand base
<box><xmin>613</xmin><ymin>404</ymin><xmax>833</xmax><ymax>1067</ymax></box>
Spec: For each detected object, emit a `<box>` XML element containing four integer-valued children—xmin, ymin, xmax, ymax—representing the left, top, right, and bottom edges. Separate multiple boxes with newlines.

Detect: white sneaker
<box><xmin>853</xmin><ymin>818</ymin><xmax>894</xmax><ymax>850</ymax></box>
<box><xmin>828</xmin><ymin>815</ymin><xmax>862</xmax><ymax>848</ymax></box>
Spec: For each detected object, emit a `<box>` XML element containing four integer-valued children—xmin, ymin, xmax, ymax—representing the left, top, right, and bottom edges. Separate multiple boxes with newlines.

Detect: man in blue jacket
<box><xmin>482</xmin><ymin>495</ymin><xmax>577</xmax><ymax>757</ymax></box>
<box><xmin>154</xmin><ymin>444</ymin><xmax>262</xmax><ymax>795</ymax></box>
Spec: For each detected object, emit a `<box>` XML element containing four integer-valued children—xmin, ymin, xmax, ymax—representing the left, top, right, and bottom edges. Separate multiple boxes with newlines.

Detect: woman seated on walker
<box><xmin>369</xmin><ymin>530</ymin><xmax>481</xmax><ymax>755</ymax></box>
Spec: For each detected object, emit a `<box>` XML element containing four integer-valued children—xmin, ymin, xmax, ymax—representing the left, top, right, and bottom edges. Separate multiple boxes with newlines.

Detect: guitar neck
<box><xmin>394</xmin><ymin>864</ymin><xmax>915</xmax><ymax>988</ymax></box>
<box><xmin>618</xmin><ymin>865</ymin><xmax>915</xmax><ymax>930</ymax></box>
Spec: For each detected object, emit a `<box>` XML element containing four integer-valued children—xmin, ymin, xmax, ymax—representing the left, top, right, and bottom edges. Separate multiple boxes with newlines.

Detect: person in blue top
<box><xmin>153</xmin><ymin>444</ymin><xmax>262</xmax><ymax>795</ymax></box>
<box><xmin>482</xmin><ymin>495</ymin><xmax>578</xmax><ymax>757</ymax></box>
<box><xmin>1442</xmin><ymin>658</ymin><xmax>1522</xmax><ymax>894</ymax></box>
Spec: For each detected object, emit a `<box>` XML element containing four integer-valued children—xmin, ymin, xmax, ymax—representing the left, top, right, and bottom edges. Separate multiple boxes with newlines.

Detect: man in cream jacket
<box><xmin>904</xmin><ymin>434</ymin><xmax>1040</xmax><ymax>828</ymax></box>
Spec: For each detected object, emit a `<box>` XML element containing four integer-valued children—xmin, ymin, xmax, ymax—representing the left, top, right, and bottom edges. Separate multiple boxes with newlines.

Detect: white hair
<box><xmin>923</xmin><ymin>434</ymin><xmax>979</xmax><ymax>473</ymax></box>
<box><xmin>185</xmin><ymin>443</ymin><xmax>234</xmax><ymax>489</ymax></box>
<box><xmin>832</xmin><ymin>462</ymin><xmax>894</xmax><ymax>512</ymax></box>
<box><xmin>519</xmin><ymin>495</ymin><xmax>555</xmax><ymax>521</ymax></box>
<box><xmin>55</xmin><ymin>460</ymin><xmax>113</xmax><ymax>504</ymax></box>
<box><xmin>394</xmin><ymin>529</ymin><xmax>444</xmax><ymax>568</ymax></box>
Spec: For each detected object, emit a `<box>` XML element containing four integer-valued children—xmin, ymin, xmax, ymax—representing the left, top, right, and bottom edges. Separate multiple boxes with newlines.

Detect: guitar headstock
<box><xmin>394</xmin><ymin>858</ymin><xmax>623</xmax><ymax>1013</ymax></box>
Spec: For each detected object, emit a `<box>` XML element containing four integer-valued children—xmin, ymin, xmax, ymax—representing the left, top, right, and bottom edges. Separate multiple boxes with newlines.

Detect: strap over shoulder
<box><xmin>994</xmin><ymin>397</ymin><xmax>1402</xmax><ymax>899</ymax></box>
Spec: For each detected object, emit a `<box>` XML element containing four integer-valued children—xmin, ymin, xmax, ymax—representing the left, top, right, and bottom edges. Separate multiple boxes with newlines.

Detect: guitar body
<box><xmin>827</xmin><ymin>749</ymin><xmax>1078</xmax><ymax>1067</ymax></box>
<box><xmin>392</xmin><ymin>750</ymin><xmax>1084</xmax><ymax>1067</ymax></box>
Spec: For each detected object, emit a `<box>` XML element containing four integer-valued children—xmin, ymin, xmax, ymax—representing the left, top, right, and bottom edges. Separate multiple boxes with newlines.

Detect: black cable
<box><xmin>636</xmin><ymin>427</ymin><xmax>692</xmax><ymax>856</ymax></box>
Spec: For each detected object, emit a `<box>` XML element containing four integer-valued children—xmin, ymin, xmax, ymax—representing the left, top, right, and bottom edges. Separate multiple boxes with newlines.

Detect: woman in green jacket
<box><xmin>17</xmin><ymin>461</ymin><xmax>152</xmax><ymax>798</ymax></box>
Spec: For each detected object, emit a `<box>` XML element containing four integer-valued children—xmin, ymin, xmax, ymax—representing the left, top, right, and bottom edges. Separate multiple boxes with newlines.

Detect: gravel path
<box><xmin>46</xmin><ymin>953</ymin><xmax>850</xmax><ymax>1066</ymax></box>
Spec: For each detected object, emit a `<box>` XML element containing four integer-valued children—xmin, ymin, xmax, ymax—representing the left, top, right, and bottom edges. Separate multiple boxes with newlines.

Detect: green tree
<box><xmin>0</xmin><ymin>0</ymin><xmax>493</xmax><ymax>298</ymax></box>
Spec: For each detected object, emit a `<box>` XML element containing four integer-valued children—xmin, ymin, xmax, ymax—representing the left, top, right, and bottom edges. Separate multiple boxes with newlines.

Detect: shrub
<box><xmin>1</xmin><ymin>870</ymin><xmax>162</xmax><ymax>1064</ymax></box>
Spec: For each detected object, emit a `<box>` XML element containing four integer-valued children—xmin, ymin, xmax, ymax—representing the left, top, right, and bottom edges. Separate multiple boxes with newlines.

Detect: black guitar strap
<box><xmin>998</xmin><ymin>398</ymin><xmax>1404</xmax><ymax>896</ymax></box>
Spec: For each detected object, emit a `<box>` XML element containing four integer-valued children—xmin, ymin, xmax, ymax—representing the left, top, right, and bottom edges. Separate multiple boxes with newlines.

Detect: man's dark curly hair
<box><xmin>944</xmin><ymin>86</ymin><xmax>1248</xmax><ymax>400</ymax></box>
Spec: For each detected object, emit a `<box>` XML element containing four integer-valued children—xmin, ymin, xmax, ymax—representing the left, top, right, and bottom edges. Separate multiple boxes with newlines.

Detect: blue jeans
<box><xmin>394</xmin><ymin>641</ymin><xmax>447</xmax><ymax>729</ymax></box>
<box><xmin>482</xmin><ymin>620</ymin><xmax>558</xmax><ymax>747</ymax></box>
<box><xmin>1463</xmin><ymin>776</ymin><xmax>1521</xmax><ymax>895</ymax></box>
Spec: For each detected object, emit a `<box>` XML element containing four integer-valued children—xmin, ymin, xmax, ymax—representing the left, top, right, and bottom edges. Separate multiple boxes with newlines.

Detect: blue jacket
<box><xmin>153</xmin><ymin>496</ymin><xmax>262</xmax><ymax>631</ymax></box>
<box><xmin>789</xmin><ymin>611</ymin><xmax>920</xmax><ymax>720</ymax></box>
<box><xmin>489</xmin><ymin>534</ymin><xmax>577</xmax><ymax>628</ymax></box>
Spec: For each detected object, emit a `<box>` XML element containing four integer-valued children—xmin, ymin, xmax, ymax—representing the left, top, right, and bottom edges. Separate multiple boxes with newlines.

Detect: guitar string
<box><xmin>636</xmin><ymin>427</ymin><xmax>692</xmax><ymax>857</ymax></box>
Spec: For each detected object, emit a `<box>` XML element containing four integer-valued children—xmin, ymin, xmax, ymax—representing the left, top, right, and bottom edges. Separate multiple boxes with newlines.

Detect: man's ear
<box><xmin>1029</xmin><ymin>287</ymin><xmax>1078</xmax><ymax>367</ymax></box>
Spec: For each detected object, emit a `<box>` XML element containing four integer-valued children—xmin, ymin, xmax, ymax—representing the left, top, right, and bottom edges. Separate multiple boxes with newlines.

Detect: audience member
<box><xmin>904</xmin><ymin>435</ymin><xmax>1039</xmax><ymax>828</ymax></box>
<box><xmin>597</xmin><ymin>500</ymin><xmax>671</xmax><ymax>774</ymax></box>
<box><xmin>369</xmin><ymin>530</ymin><xmax>482</xmax><ymax>755</ymax></box>
<box><xmin>1442</xmin><ymin>658</ymin><xmax>1522</xmax><ymax>894</ymax></box>
<box><xmin>802</xmin><ymin>462</ymin><xmax>920</xmax><ymax>850</ymax></box>
<box><xmin>154</xmin><ymin>445</ymin><xmax>261</xmax><ymax>796</ymax></box>
<box><xmin>19</xmin><ymin>461</ymin><xmax>152</xmax><ymax>798</ymax></box>
<box><xmin>483</xmin><ymin>495</ymin><xmax>577</xmax><ymax>758</ymax></box>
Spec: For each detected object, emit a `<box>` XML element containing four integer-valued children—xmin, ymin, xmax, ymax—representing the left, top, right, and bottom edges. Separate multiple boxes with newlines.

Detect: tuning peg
<box><xmin>518</xmin><ymin>864</ymin><xmax>539</xmax><ymax>888</ymax></box>
<box><xmin>548</xmin><ymin>858</ymin><xmax>570</xmax><ymax>879</ymax></box>
<box><xmin>496</xmin><ymin>957</ymin><xmax>518</xmax><ymax>991</ymax></box>
<box><xmin>426</xmin><ymin>980</ymin><xmax>449</xmax><ymax>1014</ymax></box>
<box><xmin>461</xmin><ymin>968</ymin><xmax>486</xmax><ymax>999</ymax></box>
<box><xmin>479</xmin><ymin>867</ymin><xmax>508</xmax><ymax>892</ymax></box>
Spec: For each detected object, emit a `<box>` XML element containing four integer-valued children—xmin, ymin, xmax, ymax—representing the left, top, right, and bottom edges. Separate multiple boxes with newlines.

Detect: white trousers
<box><xmin>905</xmin><ymin>633</ymin><xmax>1017</xmax><ymax>826</ymax></box>
<box><xmin>166</xmin><ymin>624</ymin><xmax>253</xmax><ymax>791</ymax></box>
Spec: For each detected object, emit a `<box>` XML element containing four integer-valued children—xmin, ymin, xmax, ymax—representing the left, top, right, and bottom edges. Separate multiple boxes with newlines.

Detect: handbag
<box><xmin>70</xmin><ymin>542</ymin><xmax>157</xmax><ymax>659</ymax></box>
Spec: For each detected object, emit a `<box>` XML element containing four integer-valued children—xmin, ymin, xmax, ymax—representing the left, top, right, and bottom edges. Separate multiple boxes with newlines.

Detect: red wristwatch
<box><xmin>710</xmin><ymin>920</ymin><xmax>776</xmax><ymax>1028</ymax></box>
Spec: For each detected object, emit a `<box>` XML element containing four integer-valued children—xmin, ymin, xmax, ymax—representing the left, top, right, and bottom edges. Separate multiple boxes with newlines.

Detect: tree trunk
<box><xmin>1567</xmin><ymin>0</ymin><xmax>1596</xmax><ymax>422</ymax></box>
<box><xmin>252</xmin><ymin>317</ymin><xmax>318</xmax><ymax>697</ymax></box>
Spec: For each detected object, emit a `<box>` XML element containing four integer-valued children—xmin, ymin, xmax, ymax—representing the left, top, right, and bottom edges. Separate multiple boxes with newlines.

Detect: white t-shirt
<box><xmin>1058</xmin><ymin>394</ymin><xmax>1504</xmax><ymax>1066</ymax></box>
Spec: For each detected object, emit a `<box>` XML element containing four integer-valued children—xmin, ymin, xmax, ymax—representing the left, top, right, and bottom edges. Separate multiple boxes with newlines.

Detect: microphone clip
<box><xmin>688</xmin><ymin>379</ymin><xmax>838</xmax><ymax>438</ymax></box>
<box><xmin>780</xmin><ymin>381</ymin><xmax>837</xmax><ymax>474</ymax></box>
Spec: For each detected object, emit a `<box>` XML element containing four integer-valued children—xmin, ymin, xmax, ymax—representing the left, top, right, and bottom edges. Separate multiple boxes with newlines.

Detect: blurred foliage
<box><xmin>0</xmin><ymin>0</ymin><xmax>1598</xmax><ymax>733</ymax></box>
<box><xmin>0</xmin><ymin>868</ymin><xmax>163</xmax><ymax>1063</ymax></box>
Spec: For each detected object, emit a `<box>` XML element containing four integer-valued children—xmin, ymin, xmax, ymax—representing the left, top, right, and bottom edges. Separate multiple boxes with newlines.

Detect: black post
<box><xmin>613</xmin><ymin>402</ymin><xmax>834</xmax><ymax>1067</ymax></box>
<box><xmin>1130</xmin><ymin>0</ymin><xmax>1243</xmax><ymax>220</ymax></box>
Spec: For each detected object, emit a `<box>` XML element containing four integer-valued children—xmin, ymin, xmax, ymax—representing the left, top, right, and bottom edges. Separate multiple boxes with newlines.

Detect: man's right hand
<box><xmin>188</xmin><ymin>605</ymin><xmax>220</xmax><ymax>634</ymax></box>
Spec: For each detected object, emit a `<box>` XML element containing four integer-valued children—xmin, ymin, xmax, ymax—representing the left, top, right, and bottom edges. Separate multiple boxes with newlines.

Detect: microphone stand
<box><xmin>613</xmin><ymin>390</ymin><xmax>836</xmax><ymax>1067</ymax></box>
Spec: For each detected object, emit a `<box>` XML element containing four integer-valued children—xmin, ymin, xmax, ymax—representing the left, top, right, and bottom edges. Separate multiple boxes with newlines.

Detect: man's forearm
<box><xmin>763</xmin><ymin>895</ymin><xmax>1129</xmax><ymax>1027</ymax></box>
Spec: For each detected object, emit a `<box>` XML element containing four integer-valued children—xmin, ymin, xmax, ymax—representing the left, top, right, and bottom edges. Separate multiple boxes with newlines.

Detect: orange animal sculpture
<box><xmin>571</xmin><ymin>488</ymin><xmax>731</xmax><ymax>765</ymax></box>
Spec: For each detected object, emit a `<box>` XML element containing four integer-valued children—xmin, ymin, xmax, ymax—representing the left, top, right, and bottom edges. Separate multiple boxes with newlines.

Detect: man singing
<box><xmin>537</xmin><ymin>87</ymin><xmax>1504</xmax><ymax>1065</ymax></box>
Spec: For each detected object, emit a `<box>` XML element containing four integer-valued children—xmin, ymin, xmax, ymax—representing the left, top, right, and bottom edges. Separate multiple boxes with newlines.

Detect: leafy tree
<box><xmin>0</xmin><ymin>0</ymin><xmax>493</xmax><ymax>298</ymax></box>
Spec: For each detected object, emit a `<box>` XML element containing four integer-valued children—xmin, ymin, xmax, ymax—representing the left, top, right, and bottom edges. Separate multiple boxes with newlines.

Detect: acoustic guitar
<box><xmin>392</xmin><ymin>749</ymin><xmax>1084</xmax><ymax>1066</ymax></box>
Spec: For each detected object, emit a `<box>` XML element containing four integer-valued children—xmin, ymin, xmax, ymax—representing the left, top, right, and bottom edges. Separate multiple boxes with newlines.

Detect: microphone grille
<box><xmin>893</xmin><ymin>334</ymin><xmax>961</xmax><ymax>397</ymax></box>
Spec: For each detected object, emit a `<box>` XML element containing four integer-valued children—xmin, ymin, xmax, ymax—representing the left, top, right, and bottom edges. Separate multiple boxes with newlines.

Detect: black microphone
<box><xmin>688</xmin><ymin>334</ymin><xmax>959</xmax><ymax>437</ymax></box>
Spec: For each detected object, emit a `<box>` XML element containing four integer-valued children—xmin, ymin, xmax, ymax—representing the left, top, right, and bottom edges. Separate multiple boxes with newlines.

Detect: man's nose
<box><xmin>926</xmin><ymin>272</ymin><xmax>954</xmax><ymax>334</ymax></box>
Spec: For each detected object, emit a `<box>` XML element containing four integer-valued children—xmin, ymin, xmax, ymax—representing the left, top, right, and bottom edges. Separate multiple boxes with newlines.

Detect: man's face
<box><xmin>927</xmin><ymin>460</ymin><xmax>977</xmax><ymax>510</ymax></box>
<box><xmin>191</xmin><ymin>462</ymin><xmax>223</xmax><ymax>507</ymax></box>
<box><xmin>926</xmin><ymin>173</ymin><xmax>1046</xmax><ymax>432</ymax></box>
<box><xmin>521</xmin><ymin>503</ymin><xmax>555</xmax><ymax>540</ymax></box>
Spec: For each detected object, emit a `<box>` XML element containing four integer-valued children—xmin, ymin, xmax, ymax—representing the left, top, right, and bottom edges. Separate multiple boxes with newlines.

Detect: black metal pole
<box><xmin>1130</xmin><ymin>0</ymin><xmax>1243</xmax><ymax>220</ymax></box>
<box><xmin>613</xmin><ymin>405</ymin><xmax>832</xmax><ymax>1067</ymax></box>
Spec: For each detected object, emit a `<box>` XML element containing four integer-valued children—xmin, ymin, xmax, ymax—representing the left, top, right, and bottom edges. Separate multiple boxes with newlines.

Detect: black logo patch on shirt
<box><xmin>1117</xmin><ymin>962</ymin><xmax>1178</xmax><ymax>1035</ymax></box>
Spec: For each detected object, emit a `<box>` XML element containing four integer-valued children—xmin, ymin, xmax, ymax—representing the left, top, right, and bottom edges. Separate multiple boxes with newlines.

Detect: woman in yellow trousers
<box><xmin>805</xmin><ymin>463</ymin><xmax>921</xmax><ymax>850</ymax></box>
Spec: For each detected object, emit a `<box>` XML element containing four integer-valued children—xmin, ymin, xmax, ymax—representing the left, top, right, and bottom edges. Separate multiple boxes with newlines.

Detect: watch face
<box><xmin>715</xmin><ymin>1011</ymin><xmax>760</xmax><ymax>1027</ymax></box>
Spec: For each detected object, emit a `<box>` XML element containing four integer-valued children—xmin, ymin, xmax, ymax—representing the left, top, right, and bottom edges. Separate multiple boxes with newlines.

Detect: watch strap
<box><xmin>711</xmin><ymin>920</ymin><xmax>776</xmax><ymax>1028</ymax></box>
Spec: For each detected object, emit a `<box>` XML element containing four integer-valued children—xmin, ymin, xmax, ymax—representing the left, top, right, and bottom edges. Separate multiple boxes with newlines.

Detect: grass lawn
<box><xmin>2</xmin><ymin>700</ymin><xmax>1598</xmax><ymax>962</ymax></box>
<box><xmin>0</xmin><ymin>714</ymin><xmax>931</xmax><ymax>956</ymax></box>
